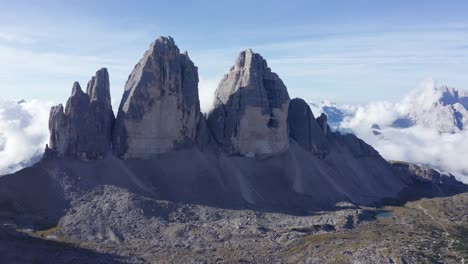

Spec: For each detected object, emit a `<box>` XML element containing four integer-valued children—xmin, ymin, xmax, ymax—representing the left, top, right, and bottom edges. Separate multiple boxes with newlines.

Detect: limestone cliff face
<box><xmin>287</xmin><ymin>98</ymin><xmax>328</xmax><ymax>158</ymax></box>
<box><xmin>112</xmin><ymin>37</ymin><xmax>201</xmax><ymax>158</ymax></box>
<box><xmin>48</xmin><ymin>68</ymin><xmax>114</xmax><ymax>159</ymax></box>
<box><xmin>207</xmin><ymin>49</ymin><xmax>290</xmax><ymax>156</ymax></box>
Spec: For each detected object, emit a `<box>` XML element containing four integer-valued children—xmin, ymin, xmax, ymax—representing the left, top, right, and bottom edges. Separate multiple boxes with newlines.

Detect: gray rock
<box><xmin>112</xmin><ymin>36</ymin><xmax>201</xmax><ymax>158</ymax></box>
<box><xmin>390</xmin><ymin>161</ymin><xmax>463</xmax><ymax>186</ymax></box>
<box><xmin>287</xmin><ymin>98</ymin><xmax>328</xmax><ymax>158</ymax></box>
<box><xmin>207</xmin><ymin>49</ymin><xmax>290</xmax><ymax>156</ymax></box>
<box><xmin>332</xmin><ymin>133</ymin><xmax>379</xmax><ymax>158</ymax></box>
<box><xmin>48</xmin><ymin>68</ymin><xmax>114</xmax><ymax>159</ymax></box>
<box><xmin>316</xmin><ymin>113</ymin><xmax>330</xmax><ymax>136</ymax></box>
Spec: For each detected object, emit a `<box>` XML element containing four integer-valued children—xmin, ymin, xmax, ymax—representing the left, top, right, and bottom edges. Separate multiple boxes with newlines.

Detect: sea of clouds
<box><xmin>335</xmin><ymin>80</ymin><xmax>468</xmax><ymax>183</ymax></box>
<box><xmin>0</xmin><ymin>99</ymin><xmax>51</xmax><ymax>175</ymax></box>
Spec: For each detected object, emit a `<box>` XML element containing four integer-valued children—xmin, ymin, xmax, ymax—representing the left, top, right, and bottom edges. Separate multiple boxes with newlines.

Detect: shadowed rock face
<box><xmin>207</xmin><ymin>49</ymin><xmax>290</xmax><ymax>156</ymax></box>
<box><xmin>390</xmin><ymin>161</ymin><xmax>462</xmax><ymax>185</ymax></box>
<box><xmin>287</xmin><ymin>98</ymin><xmax>329</xmax><ymax>158</ymax></box>
<box><xmin>112</xmin><ymin>36</ymin><xmax>201</xmax><ymax>159</ymax></box>
<box><xmin>48</xmin><ymin>68</ymin><xmax>114</xmax><ymax>159</ymax></box>
<box><xmin>316</xmin><ymin>113</ymin><xmax>330</xmax><ymax>136</ymax></box>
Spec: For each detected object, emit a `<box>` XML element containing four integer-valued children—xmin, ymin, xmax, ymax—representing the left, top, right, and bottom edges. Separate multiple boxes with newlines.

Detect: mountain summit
<box><xmin>207</xmin><ymin>49</ymin><xmax>290</xmax><ymax>156</ymax></box>
<box><xmin>48</xmin><ymin>68</ymin><xmax>114</xmax><ymax>159</ymax></box>
<box><xmin>112</xmin><ymin>36</ymin><xmax>202</xmax><ymax>158</ymax></box>
<box><xmin>400</xmin><ymin>84</ymin><xmax>468</xmax><ymax>132</ymax></box>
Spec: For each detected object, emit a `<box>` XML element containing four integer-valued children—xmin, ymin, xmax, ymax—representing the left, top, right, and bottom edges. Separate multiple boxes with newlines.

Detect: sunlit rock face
<box><xmin>112</xmin><ymin>37</ymin><xmax>201</xmax><ymax>159</ymax></box>
<box><xmin>207</xmin><ymin>49</ymin><xmax>290</xmax><ymax>157</ymax></box>
<box><xmin>48</xmin><ymin>68</ymin><xmax>114</xmax><ymax>159</ymax></box>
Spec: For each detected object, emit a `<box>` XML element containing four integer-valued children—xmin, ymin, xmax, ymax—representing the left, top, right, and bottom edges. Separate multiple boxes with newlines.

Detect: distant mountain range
<box><xmin>311</xmin><ymin>84</ymin><xmax>468</xmax><ymax>134</ymax></box>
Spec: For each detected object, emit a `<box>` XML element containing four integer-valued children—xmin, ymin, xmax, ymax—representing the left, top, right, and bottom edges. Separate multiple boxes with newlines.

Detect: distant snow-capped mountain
<box><xmin>308</xmin><ymin>81</ymin><xmax>468</xmax><ymax>183</ymax></box>
<box><xmin>393</xmin><ymin>85</ymin><xmax>468</xmax><ymax>133</ymax></box>
<box><xmin>311</xmin><ymin>83</ymin><xmax>468</xmax><ymax>134</ymax></box>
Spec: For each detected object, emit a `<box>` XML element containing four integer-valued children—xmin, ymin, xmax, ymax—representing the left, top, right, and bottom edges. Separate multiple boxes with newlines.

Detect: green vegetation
<box><xmin>31</xmin><ymin>226</ymin><xmax>61</xmax><ymax>238</ymax></box>
<box><xmin>287</xmin><ymin>193</ymin><xmax>468</xmax><ymax>263</ymax></box>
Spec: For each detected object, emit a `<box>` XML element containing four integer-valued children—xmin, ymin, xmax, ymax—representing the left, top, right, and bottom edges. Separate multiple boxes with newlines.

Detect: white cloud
<box><xmin>339</xmin><ymin>80</ymin><xmax>468</xmax><ymax>183</ymax></box>
<box><xmin>199</xmin><ymin>76</ymin><xmax>220</xmax><ymax>113</ymax></box>
<box><xmin>350</xmin><ymin>125</ymin><xmax>468</xmax><ymax>184</ymax></box>
<box><xmin>0</xmin><ymin>100</ymin><xmax>52</xmax><ymax>175</ymax></box>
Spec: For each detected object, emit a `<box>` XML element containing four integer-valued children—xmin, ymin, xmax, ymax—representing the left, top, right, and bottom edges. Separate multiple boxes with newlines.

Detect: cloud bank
<box><xmin>337</xmin><ymin>80</ymin><xmax>468</xmax><ymax>183</ymax></box>
<box><xmin>0</xmin><ymin>100</ymin><xmax>51</xmax><ymax>175</ymax></box>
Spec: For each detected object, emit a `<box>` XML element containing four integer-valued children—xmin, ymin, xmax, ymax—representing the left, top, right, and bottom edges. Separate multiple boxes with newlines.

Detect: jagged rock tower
<box><xmin>207</xmin><ymin>49</ymin><xmax>290</xmax><ymax>156</ymax></box>
<box><xmin>112</xmin><ymin>37</ymin><xmax>201</xmax><ymax>158</ymax></box>
<box><xmin>48</xmin><ymin>68</ymin><xmax>114</xmax><ymax>159</ymax></box>
<box><xmin>287</xmin><ymin>98</ymin><xmax>329</xmax><ymax>158</ymax></box>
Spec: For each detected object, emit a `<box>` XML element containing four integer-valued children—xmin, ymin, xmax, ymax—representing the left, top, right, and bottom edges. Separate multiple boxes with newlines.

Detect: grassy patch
<box><xmin>31</xmin><ymin>226</ymin><xmax>61</xmax><ymax>239</ymax></box>
<box><xmin>451</xmin><ymin>225</ymin><xmax>468</xmax><ymax>258</ymax></box>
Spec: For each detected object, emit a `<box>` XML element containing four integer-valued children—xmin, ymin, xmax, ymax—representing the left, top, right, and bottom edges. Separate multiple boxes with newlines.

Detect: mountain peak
<box><xmin>48</xmin><ymin>69</ymin><xmax>114</xmax><ymax>159</ymax></box>
<box><xmin>86</xmin><ymin>68</ymin><xmax>110</xmax><ymax>105</ymax></box>
<box><xmin>71</xmin><ymin>82</ymin><xmax>83</xmax><ymax>96</ymax></box>
<box><xmin>207</xmin><ymin>50</ymin><xmax>290</xmax><ymax>156</ymax></box>
<box><xmin>233</xmin><ymin>49</ymin><xmax>269</xmax><ymax>72</ymax></box>
<box><xmin>112</xmin><ymin>36</ymin><xmax>201</xmax><ymax>158</ymax></box>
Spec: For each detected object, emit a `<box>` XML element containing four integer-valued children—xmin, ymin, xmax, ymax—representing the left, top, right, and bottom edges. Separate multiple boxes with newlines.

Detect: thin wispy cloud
<box><xmin>1</xmin><ymin>10</ymin><xmax>468</xmax><ymax>105</ymax></box>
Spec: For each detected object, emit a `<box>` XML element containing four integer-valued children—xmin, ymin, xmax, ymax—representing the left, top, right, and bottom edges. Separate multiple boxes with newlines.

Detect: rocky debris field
<box><xmin>1</xmin><ymin>186</ymin><xmax>466</xmax><ymax>263</ymax></box>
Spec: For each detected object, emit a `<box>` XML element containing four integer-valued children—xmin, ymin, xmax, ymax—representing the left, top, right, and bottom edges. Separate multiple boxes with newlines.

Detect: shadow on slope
<box><xmin>0</xmin><ymin>143</ymin><xmax>466</xmax><ymax>231</ymax></box>
<box><xmin>0</xmin><ymin>225</ymin><xmax>130</xmax><ymax>264</ymax></box>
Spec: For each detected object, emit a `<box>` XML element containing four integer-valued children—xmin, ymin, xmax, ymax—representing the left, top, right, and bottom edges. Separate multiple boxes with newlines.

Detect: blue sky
<box><xmin>1</xmin><ymin>0</ymin><xmax>468</xmax><ymax>111</ymax></box>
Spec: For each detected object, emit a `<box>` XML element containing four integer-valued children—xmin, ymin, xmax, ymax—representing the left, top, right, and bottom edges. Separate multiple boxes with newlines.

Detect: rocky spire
<box><xmin>112</xmin><ymin>36</ymin><xmax>201</xmax><ymax>158</ymax></box>
<box><xmin>207</xmin><ymin>49</ymin><xmax>290</xmax><ymax>157</ymax></box>
<box><xmin>287</xmin><ymin>98</ymin><xmax>328</xmax><ymax>158</ymax></box>
<box><xmin>48</xmin><ymin>68</ymin><xmax>114</xmax><ymax>159</ymax></box>
<box><xmin>316</xmin><ymin>113</ymin><xmax>330</xmax><ymax>136</ymax></box>
<box><xmin>87</xmin><ymin>68</ymin><xmax>112</xmax><ymax>105</ymax></box>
